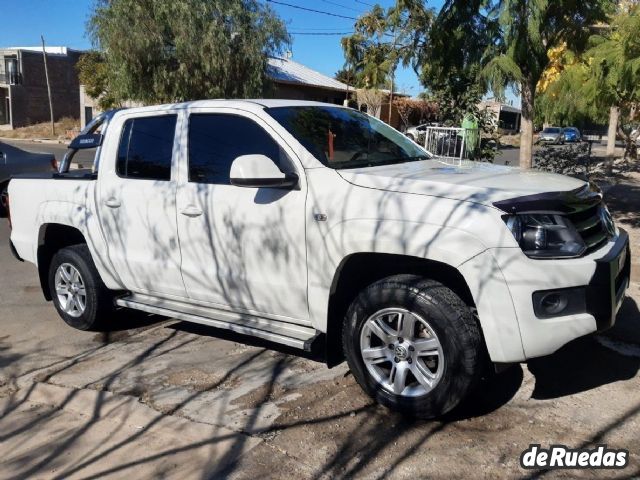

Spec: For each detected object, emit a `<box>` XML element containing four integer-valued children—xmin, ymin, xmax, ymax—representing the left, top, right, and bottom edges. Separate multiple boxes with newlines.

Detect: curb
<box><xmin>0</xmin><ymin>137</ymin><xmax>67</xmax><ymax>145</ymax></box>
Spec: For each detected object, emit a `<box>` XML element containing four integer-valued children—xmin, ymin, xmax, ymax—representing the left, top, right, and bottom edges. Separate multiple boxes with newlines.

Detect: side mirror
<box><xmin>0</xmin><ymin>151</ymin><xmax>6</xmax><ymax>163</ymax></box>
<box><xmin>230</xmin><ymin>154</ymin><xmax>298</xmax><ymax>189</ymax></box>
<box><xmin>69</xmin><ymin>134</ymin><xmax>103</xmax><ymax>150</ymax></box>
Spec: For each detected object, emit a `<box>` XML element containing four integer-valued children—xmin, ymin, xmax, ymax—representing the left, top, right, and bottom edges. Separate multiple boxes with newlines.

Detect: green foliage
<box><xmin>341</xmin><ymin>1</ymin><xmax>434</xmax><ymax>89</ymax></box>
<box><xmin>76</xmin><ymin>51</ymin><xmax>120</xmax><ymax>110</ymax></box>
<box><xmin>585</xmin><ymin>7</ymin><xmax>640</xmax><ymax>114</ymax></box>
<box><xmin>88</xmin><ymin>0</ymin><xmax>290</xmax><ymax>104</ymax></box>
<box><xmin>480</xmin><ymin>0</ymin><xmax>611</xmax><ymax>100</ymax></box>
<box><xmin>536</xmin><ymin>6</ymin><xmax>640</xmax><ymax>158</ymax></box>
<box><xmin>334</xmin><ymin>68</ymin><xmax>356</xmax><ymax>86</ymax></box>
<box><xmin>420</xmin><ymin>0</ymin><xmax>498</xmax><ymax>99</ymax></box>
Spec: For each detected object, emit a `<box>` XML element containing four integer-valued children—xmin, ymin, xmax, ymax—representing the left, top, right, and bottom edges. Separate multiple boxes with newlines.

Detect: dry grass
<box><xmin>499</xmin><ymin>133</ymin><xmax>521</xmax><ymax>147</ymax></box>
<box><xmin>0</xmin><ymin>117</ymin><xmax>80</xmax><ymax>140</ymax></box>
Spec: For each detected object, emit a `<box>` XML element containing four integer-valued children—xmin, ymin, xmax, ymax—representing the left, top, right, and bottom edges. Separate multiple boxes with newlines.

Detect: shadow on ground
<box><xmin>529</xmin><ymin>296</ymin><xmax>640</xmax><ymax>399</ymax></box>
<box><xmin>1</xmin><ymin>297</ymin><xmax>639</xmax><ymax>478</ymax></box>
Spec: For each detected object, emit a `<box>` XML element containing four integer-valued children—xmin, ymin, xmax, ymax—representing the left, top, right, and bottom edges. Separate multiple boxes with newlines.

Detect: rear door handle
<box><xmin>180</xmin><ymin>206</ymin><xmax>203</xmax><ymax>217</ymax></box>
<box><xmin>104</xmin><ymin>198</ymin><xmax>121</xmax><ymax>208</ymax></box>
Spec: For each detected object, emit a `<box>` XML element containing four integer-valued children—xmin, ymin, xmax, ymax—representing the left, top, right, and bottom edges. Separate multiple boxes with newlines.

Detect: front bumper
<box><xmin>587</xmin><ymin>229</ymin><xmax>630</xmax><ymax>330</ymax></box>
<box><xmin>485</xmin><ymin>230</ymin><xmax>630</xmax><ymax>360</ymax></box>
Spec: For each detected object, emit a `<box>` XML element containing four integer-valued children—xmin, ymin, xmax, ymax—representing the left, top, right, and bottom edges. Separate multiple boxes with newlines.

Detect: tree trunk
<box><xmin>606</xmin><ymin>106</ymin><xmax>619</xmax><ymax>158</ymax></box>
<box><xmin>519</xmin><ymin>82</ymin><xmax>535</xmax><ymax>169</ymax></box>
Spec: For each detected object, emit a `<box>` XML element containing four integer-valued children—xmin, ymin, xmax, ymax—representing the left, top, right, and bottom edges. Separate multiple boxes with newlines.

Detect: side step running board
<box><xmin>115</xmin><ymin>294</ymin><xmax>319</xmax><ymax>351</ymax></box>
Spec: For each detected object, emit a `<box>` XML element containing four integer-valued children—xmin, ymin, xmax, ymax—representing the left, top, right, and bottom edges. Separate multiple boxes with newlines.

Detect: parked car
<box><xmin>7</xmin><ymin>101</ymin><xmax>630</xmax><ymax>419</ymax></box>
<box><xmin>405</xmin><ymin>122</ymin><xmax>440</xmax><ymax>144</ymax></box>
<box><xmin>563</xmin><ymin>127</ymin><xmax>582</xmax><ymax>143</ymax></box>
<box><xmin>538</xmin><ymin>127</ymin><xmax>565</xmax><ymax>144</ymax></box>
<box><xmin>0</xmin><ymin>142</ymin><xmax>56</xmax><ymax>216</ymax></box>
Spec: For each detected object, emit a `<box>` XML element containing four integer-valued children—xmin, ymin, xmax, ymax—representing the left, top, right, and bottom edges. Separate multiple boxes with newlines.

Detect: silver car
<box><xmin>538</xmin><ymin>127</ymin><xmax>565</xmax><ymax>144</ymax></box>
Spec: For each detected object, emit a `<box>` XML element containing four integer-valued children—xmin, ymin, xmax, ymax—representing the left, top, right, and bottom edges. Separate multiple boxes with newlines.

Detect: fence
<box><xmin>423</xmin><ymin>127</ymin><xmax>481</xmax><ymax>164</ymax></box>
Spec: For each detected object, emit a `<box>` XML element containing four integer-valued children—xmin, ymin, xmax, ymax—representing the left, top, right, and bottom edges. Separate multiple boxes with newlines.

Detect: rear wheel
<box><xmin>343</xmin><ymin>275</ymin><xmax>483</xmax><ymax>418</ymax></box>
<box><xmin>48</xmin><ymin>244</ymin><xmax>114</xmax><ymax>331</ymax></box>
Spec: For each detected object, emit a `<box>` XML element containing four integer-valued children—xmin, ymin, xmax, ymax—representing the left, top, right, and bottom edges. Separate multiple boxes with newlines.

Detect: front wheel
<box><xmin>342</xmin><ymin>275</ymin><xmax>483</xmax><ymax>418</ymax></box>
<box><xmin>48</xmin><ymin>244</ymin><xmax>115</xmax><ymax>331</ymax></box>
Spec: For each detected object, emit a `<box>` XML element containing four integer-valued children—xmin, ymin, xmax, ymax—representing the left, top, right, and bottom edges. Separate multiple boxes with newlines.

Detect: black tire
<box><xmin>0</xmin><ymin>182</ymin><xmax>8</xmax><ymax>218</ymax></box>
<box><xmin>342</xmin><ymin>274</ymin><xmax>482</xmax><ymax>418</ymax></box>
<box><xmin>48</xmin><ymin>244</ymin><xmax>114</xmax><ymax>331</ymax></box>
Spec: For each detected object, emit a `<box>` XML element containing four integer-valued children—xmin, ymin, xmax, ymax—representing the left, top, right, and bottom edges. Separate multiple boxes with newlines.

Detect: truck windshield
<box><xmin>266</xmin><ymin>106</ymin><xmax>429</xmax><ymax>169</ymax></box>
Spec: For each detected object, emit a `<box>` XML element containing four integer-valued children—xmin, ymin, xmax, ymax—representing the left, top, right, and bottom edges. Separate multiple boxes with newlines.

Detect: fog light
<box><xmin>532</xmin><ymin>287</ymin><xmax>587</xmax><ymax>319</ymax></box>
<box><xmin>540</xmin><ymin>293</ymin><xmax>568</xmax><ymax>315</ymax></box>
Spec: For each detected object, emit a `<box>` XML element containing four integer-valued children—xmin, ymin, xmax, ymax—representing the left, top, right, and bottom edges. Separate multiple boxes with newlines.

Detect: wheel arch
<box><xmin>36</xmin><ymin>223</ymin><xmax>87</xmax><ymax>301</ymax></box>
<box><xmin>325</xmin><ymin>252</ymin><xmax>483</xmax><ymax>367</ymax></box>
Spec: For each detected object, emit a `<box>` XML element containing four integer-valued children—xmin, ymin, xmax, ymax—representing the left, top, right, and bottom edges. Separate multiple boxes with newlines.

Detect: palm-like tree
<box><xmin>481</xmin><ymin>0</ymin><xmax>610</xmax><ymax>168</ymax></box>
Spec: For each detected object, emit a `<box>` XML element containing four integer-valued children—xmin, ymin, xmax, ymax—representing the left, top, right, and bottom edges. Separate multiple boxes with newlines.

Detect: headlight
<box><xmin>503</xmin><ymin>214</ymin><xmax>586</xmax><ymax>258</ymax></box>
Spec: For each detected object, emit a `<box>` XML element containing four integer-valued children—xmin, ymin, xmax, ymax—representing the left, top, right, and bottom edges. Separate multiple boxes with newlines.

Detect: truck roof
<box><xmin>113</xmin><ymin>99</ymin><xmax>346</xmax><ymax>116</ymax></box>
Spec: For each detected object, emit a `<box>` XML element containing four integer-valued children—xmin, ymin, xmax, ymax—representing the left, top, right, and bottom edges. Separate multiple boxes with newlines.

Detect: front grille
<box><xmin>567</xmin><ymin>202</ymin><xmax>609</xmax><ymax>254</ymax></box>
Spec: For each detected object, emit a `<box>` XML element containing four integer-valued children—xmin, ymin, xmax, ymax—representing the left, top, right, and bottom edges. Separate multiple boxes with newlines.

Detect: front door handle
<box><xmin>104</xmin><ymin>198</ymin><xmax>121</xmax><ymax>208</ymax></box>
<box><xmin>180</xmin><ymin>206</ymin><xmax>203</xmax><ymax>217</ymax></box>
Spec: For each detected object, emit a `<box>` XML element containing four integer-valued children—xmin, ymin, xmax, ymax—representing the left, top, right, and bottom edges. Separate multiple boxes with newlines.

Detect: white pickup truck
<box><xmin>6</xmin><ymin>100</ymin><xmax>630</xmax><ymax>418</ymax></box>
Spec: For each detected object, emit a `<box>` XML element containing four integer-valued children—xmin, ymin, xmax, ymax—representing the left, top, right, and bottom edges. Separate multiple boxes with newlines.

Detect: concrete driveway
<box><xmin>1</xmin><ymin>191</ymin><xmax>640</xmax><ymax>478</ymax></box>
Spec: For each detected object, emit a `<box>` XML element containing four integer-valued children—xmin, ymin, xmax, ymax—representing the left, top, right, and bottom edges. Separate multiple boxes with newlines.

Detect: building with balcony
<box><xmin>0</xmin><ymin>46</ymin><xmax>82</xmax><ymax>129</ymax></box>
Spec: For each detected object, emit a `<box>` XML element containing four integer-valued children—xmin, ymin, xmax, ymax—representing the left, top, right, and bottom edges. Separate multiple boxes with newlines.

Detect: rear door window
<box><xmin>116</xmin><ymin>115</ymin><xmax>177</xmax><ymax>180</ymax></box>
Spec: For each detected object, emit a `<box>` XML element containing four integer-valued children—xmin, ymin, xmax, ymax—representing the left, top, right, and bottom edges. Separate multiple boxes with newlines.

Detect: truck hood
<box><xmin>336</xmin><ymin>159</ymin><xmax>586</xmax><ymax>207</ymax></box>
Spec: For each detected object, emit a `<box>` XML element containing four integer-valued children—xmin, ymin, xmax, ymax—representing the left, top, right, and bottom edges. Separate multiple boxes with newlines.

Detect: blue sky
<box><xmin>0</xmin><ymin>0</ymin><xmax>518</xmax><ymax>104</ymax></box>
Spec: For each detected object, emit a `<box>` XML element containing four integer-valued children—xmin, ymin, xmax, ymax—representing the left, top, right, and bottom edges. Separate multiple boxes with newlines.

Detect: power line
<box><xmin>319</xmin><ymin>0</ymin><xmax>362</xmax><ymax>13</ymax></box>
<box><xmin>266</xmin><ymin>0</ymin><xmax>357</xmax><ymax>20</ymax></box>
<box><xmin>354</xmin><ymin>0</ymin><xmax>374</xmax><ymax>6</ymax></box>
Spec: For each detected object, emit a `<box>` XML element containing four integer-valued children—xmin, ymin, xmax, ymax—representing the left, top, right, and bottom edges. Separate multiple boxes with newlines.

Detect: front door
<box><xmin>97</xmin><ymin>111</ymin><xmax>187</xmax><ymax>298</ymax></box>
<box><xmin>176</xmin><ymin>110</ymin><xmax>308</xmax><ymax>321</ymax></box>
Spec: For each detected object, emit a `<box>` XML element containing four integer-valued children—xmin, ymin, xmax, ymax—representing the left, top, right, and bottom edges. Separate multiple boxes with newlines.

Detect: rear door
<box><xmin>97</xmin><ymin>111</ymin><xmax>187</xmax><ymax>298</ymax></box>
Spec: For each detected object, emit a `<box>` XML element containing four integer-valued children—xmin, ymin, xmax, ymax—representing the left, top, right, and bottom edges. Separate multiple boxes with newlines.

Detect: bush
<box><xmin>533</xmin><ymin>143</ymin><xmax>591</xmax><ymax>177</ymax></box>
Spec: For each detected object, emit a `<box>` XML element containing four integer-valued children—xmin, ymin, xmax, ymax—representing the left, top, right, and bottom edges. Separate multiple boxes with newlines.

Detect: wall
<box><xmin>10</xmin><ymin>50</ymin><xmax>81</xmax><ymax>127</ymax></box>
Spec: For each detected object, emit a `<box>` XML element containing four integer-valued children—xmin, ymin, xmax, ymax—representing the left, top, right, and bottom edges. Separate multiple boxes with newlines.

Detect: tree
<box><xmin>341</xmin><ymin>1</ymin><xmax>433</xmax><ymax>90</ymax></box>
<box><xmin>76</xmin><ymin>51</ymin><xmax>120</xmax><ymax>110</ymax></box>
<box><xmin>481</xmin><ymin>0</ymin><xmax>611</xmax><ymax>168</ymax></box>
<box><xmin>356</xmin><ymin>88</ymin><xmax>385</xmax><ymax>118</ymax></box>
<box><xmin>88</xmin><ymin>0</ymin><xmax>289</xmax><ymax>104</ymax></box>
<box><xmin>419</xmin><ymin>0</ymin><xmax>497</xmax><ymax>111</ymax></box>
<box><xmin>393</xmin><ymin>97</ymin><xmax>416</xmax><ymax>130</ymax></box>
<box><xmin>536</xmin><ymin>5</ymin><xmax>640</xmax><ymax>160</ymax></box>
<box><xmin>334</xmin><ymin>68</ymin><xmax>356</xmax><ymax>86</ymax></box>
<box><xmin>583</xmin><ymin>5</ymin><xmax>640</xmax><ymax>160</ymax></box>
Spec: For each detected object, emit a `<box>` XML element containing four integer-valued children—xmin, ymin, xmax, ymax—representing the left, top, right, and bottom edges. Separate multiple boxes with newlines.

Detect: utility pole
<box><xmin>41</xmin><ymin>35</ymin><xmax>55</xmax><ymax>137</ymax></box>
<box><xmin>387</xmin><ymin>10</ymin><xmax>398</xmax><ymax>125</ymax></box>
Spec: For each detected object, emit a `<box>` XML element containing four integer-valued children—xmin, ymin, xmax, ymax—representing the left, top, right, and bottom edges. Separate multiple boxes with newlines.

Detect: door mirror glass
<box><xmin>230</xmin><ymin>154</ymin><xmax>298</xmax><ymax>188</ymax></box>
<box><xmin>69</xmin><ymin>134</ymin><xmax>103</xmax><ymax>150</ymax></box>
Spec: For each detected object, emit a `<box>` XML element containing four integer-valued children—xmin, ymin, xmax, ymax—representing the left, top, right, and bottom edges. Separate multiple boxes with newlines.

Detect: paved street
<box><xmin>0</xmin><ymin>138</ymin><xmax>96</xmax><ymax>168</ymax></box>
<box><xmin>1</xmin><ymin>172</ymin><xmax>640</xmax><ymax>479</ymax></box>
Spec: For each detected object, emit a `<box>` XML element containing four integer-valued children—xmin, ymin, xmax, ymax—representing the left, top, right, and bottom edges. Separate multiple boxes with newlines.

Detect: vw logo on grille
<box><xmin>599</xmin><ymin>205</ymin><xmax>616</xmax><ymax>237</ymax></box>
